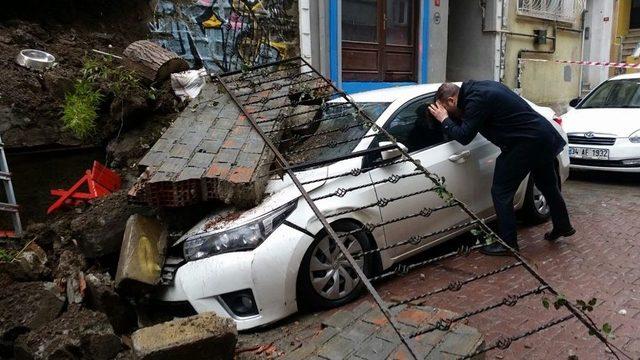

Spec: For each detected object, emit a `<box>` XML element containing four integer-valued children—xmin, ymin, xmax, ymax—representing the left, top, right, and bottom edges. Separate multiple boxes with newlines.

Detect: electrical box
<box><xmin>534</xmin><ymin>29</ymin><xmax>547</xmax><ymax>45</ymax></box>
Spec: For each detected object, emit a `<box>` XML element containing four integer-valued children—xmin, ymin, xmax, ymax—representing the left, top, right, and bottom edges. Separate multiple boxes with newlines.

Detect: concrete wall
<box><xmin>583</xmin><ymin>0</ymin><xmax>615</xmax><ymax>90</ymax></box>
<box><xmin>503</xmin><ymin>1</ymin><xmax>584</xmax><ymax>111</ymax></box>
<box><xmin>446</xmin><ymin>0</ymin><xmax>498</xmax><ymax>82</ymax></box>
<box><xmin>428</xmin><ymin>0</ymin><xmax>449</xmax><ymax>83</ymax></box>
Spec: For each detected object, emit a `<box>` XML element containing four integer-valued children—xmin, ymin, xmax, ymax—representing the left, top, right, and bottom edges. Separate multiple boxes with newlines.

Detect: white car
<box><xmin>562</xmin><ymin>72</ymin><xmax>640</xmax><ymax>172</ymax></box>
<box><xmin>157</xmin><ymin>84</ymin><xmax>570</xmax><ymax>330</ymax></box>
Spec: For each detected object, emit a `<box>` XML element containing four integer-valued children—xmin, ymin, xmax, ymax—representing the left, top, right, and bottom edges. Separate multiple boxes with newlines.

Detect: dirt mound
<box><xmin>0</xmin><ymin>1</ymin><xmax>155</xmax><ymax>149</ymax></box>
<box><xmin>0</xmin><ymin>282</ymin><xmax>65</xmax><ymax>357</ymax></box>
<box><xmin>14</xmin><ymin>305</ymin><xmax>121</xmax><ymax>360</ymax></box>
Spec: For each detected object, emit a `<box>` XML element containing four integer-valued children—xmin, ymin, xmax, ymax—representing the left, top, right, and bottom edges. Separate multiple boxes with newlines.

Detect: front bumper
<box><xmin>568</xmin><ymin>140</ymin><xmax>640</xmax><ymax>173</ymax></box>
<box><xmin>155</xmin><ymin>223</ymin><xmax>313</xmax><ymax>330</ymax></box>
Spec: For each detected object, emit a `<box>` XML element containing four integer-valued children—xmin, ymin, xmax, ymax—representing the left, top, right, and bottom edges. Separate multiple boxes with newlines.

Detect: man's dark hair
<box><xmin>435</xmin><ymin>83</ymin><xmax>460</xmax><ymax>102</ymax></box>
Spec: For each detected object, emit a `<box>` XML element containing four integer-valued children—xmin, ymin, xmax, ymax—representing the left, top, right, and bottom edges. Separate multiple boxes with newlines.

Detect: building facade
<box><xmin>301</xmin><ymin>0</ymin><xmax>588</xmax><ymax>111</ymax></box>
<box><xmin>153</xmin><ymin>0</ymin><xmax>611</xmax><ymax>111</ymax></box>
<box><xmin>612</xmin><ymin>0</ymin><xmax>640</xmax><ymax>68</ymax></box>
<box><xmin>300</xmin><ymin>0</ymin><xmax>448</xmax><ymax>93</ymax></box>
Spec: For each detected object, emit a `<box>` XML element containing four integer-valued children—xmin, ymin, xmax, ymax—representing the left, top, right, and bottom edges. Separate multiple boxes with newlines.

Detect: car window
<box><xmin>384</xmin><ymin>95</ymin><xmax>447</xmax><ymax>152</ymax></box>
<box><xmin>580</xmin><ymin>79</ymin><xmax>640</xmax><ymax>108</ymax></box>
<box><xmin>286</xmin><ymin>102</ymin><xmax>391</xmax><ymax>166</ymax></box>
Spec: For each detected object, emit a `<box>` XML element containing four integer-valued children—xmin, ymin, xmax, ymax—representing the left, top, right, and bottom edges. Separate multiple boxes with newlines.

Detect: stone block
<box><xmin>131</xmin><ymin>312</ymin><xmax>237</xmax><ymax>360</ymax></box>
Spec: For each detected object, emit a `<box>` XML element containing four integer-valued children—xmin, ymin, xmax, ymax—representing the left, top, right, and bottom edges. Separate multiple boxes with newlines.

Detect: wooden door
<box><xmin>341</xmin><ymin>0</ymin><xmax>418</xmax><ymax>82</ymax></box>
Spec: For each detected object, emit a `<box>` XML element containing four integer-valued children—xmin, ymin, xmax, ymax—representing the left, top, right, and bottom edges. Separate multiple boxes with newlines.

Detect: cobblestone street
<box><xmin>237</xmin><ymin>171</ymin><xmax>640</xmax><ymax>359</ymax></box>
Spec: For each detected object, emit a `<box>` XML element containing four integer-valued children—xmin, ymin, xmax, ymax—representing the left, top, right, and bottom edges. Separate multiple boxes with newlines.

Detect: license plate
<box><xmin>568</xmin><ymin>147</ymin><xmax>609</xmax><ymax>160</ymax></box>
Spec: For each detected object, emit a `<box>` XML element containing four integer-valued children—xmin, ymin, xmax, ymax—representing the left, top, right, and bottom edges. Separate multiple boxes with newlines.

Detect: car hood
<box><xmin>174</xmin><ymin>166</ymin><xmax>328</xmax><ymax>244</ymax></box>
<box><xmin>562</xmin><ymin>108</ymin><xmax>640</xmax><ymax>137</ymax></box>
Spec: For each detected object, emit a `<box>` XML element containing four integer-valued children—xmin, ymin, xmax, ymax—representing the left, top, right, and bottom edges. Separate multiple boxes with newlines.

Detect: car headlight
<box><xmin>630</xmin><ymin>130</ymin><xmax>640</xmax><ymax>143</ymax></box>
<box><xmin>183</xmin><ymin>201</ymin><xmax>297</xmax><ymax>261</ymax></box>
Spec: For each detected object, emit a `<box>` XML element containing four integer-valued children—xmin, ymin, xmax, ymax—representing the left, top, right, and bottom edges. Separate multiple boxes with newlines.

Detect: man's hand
<box><xmin>428</xmin><ymin>101</ymin><xmax>449</xmax><ymax>123</ymax></box>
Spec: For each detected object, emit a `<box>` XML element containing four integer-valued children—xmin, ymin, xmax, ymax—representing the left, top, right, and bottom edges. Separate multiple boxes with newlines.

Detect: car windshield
<box><xmin>286</xmin><ymin>102</ymin><xmax>390</xmax><ymax>166</ymax></box>
<box><xmin>579</xmin><ymin>79</ymin><xmax>640</xmax><ymax>109</ymax></box>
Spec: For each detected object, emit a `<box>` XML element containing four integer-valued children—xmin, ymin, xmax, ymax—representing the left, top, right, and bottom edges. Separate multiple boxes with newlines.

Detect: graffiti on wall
<box><xmin>150</xmin><ymin>0</ymin><xmax>299</xmax><ymax>73</ymax></box>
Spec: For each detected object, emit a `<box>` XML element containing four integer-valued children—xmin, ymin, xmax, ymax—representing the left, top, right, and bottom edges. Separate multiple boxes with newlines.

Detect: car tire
<box><xmin>521</xmin><ymin>177</ymin><xmax>551</xmax><ymax>225</ymax></box>
<box><xmin>297</xmin><ymin>221</ymin><xmax>374</xmax><ymax>311</ymax></box>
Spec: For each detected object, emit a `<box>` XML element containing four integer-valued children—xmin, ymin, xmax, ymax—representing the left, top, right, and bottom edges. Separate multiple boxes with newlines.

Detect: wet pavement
<box><xmin>238</xmin><ymin>170</ymin><xmax>640</xmax><ymax>359</ymax></box>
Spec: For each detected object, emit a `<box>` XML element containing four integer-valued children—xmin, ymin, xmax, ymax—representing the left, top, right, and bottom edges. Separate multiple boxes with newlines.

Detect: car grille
<box><xmin>568</xmin><ymin>135</ymin><xmax>616</xmax><ymax>146</ymax></box>
<box><xmin>571</xmin><ymin>158</ymin><xmax>639</xmax><ymax>168</ymax></box>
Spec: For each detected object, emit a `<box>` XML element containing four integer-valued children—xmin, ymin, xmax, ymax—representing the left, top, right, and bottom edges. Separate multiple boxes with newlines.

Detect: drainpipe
<box><xmin>556</xmin><ymin>9</ymin><xmax>588</xmax><ymax>96</ymax></box>
<box><xmin>480</xmin><ymin>0</ymin><xmax>558</xmax><ymax>82</ymax></box>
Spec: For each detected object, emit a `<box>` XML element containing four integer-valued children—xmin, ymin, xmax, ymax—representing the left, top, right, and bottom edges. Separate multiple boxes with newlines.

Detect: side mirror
<box><xmin>380</xmin><ymin>141</ymin><xmax>408</xmax><ymax>160</ymax></box>
<box><xmin>569</xmin><ymin>97</ymin><xmax>581</xmax><ymax>108</ymax></box>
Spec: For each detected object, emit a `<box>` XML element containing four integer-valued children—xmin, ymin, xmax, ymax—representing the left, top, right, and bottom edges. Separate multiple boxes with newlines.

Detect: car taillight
<box><xmin>553</xmin><ymin>116</ymin><xmax>562</xmax><ymax>126</ymax></box>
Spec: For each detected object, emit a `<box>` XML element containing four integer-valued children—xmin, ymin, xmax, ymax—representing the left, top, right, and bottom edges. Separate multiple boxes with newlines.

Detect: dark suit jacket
<box><xmin>442</xmin><ymin>80</ymin><xmax>566</xmax><ymax>156</ymax></box>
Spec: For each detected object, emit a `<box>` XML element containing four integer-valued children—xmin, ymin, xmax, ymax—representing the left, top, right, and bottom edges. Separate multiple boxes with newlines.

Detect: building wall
<box><xmin>503</xmin><ymin>1</ymin><xmax>585</xmax><ymax>111</ymax></box>
<box><xmin>446</xmin><ymin>0</ymin><xmax>498</xmax><ymax>82</ymax></box>
<box><xmin>583</xmin><ymin>0</ymin><xmax>615</xmax><ymax>90</ymax></box>
<box><xmin>427</xmin><ymin>0</ymin><xmax>449</xmax><ymax>83</ymax></box>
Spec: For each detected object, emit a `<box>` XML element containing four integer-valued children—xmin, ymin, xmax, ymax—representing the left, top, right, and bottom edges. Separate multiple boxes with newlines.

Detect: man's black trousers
<box><xmin>491</xmin><ymin>140</ymin><xmax>572</xmax><ymax>248</ymax></box>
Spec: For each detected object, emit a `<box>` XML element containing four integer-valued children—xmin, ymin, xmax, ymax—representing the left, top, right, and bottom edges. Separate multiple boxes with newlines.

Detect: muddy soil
<box><xmin>0</xmin><ymin>0</ymin><xmax>153</xmax><ymax>149</ymax></box>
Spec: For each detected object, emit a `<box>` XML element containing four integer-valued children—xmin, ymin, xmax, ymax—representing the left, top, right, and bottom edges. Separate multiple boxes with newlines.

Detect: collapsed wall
<box><xmin>129</xmin><ymin>79</ymin><xmax>291</xmax><ymax>208</ymax></box>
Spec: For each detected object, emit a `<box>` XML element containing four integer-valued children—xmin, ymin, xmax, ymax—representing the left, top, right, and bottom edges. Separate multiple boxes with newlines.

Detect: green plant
<box><xmin>81</xmin><ymin>55</ymin><xmax>142</xmax><ymax>100</ymax></box>
<box><xmin>62</xmin><ymin>55</ymin><xmax>146</xmax><ymax>138</ymax></box>
<box><xmin>0</xmin><ymin>248</ymin><xmax>15</xmax><ymax>262</ymax></box>
<box><xmin>62</xmin><ymin>79</ymin><xmax>103</xmax><ymax>139</ymax></box>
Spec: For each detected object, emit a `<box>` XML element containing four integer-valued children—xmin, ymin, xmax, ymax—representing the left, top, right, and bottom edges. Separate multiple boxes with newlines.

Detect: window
<box><xmin>289</xmin><ymin>102</ymin><xmax>391</xmax><ymax>167</ymax></box>
<box><xmin>517</xmin><ymin>0</ymin><xmax>585</xmax><ymax>23</ymax></box>
<box><xmin>383</xmin><ymin>96</ymin><xmax>447</xmax><ymax>153</ymax></box>
<box><xmin>579</xmin><ymin>80</ymin><xmax>640</xmax><ymax>109</ymax></box>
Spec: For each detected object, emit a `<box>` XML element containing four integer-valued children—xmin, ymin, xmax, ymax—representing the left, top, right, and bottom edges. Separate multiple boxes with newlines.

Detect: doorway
<box><xmin>632</xmin><ymin>0</ymin><xmax>640</xmax><ymax>29</ymax></box>
<box><xmin>341</xmin><ymin>0</ymin><xmax>418</xmax><ymax>82</ymax></box>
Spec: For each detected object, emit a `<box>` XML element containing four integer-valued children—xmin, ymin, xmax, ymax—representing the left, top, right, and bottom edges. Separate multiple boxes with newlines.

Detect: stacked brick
<box><xmin>129</xmin><ymin>79</ymin><xmax>292</xmax><ymax>208</ymax></box>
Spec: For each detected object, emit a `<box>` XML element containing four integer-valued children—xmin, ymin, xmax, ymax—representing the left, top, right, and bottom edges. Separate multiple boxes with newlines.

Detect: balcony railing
<box><xmin>517</xmin><ymin>0</ymin><xmax>585</xmax><ymax>23</ymax></box>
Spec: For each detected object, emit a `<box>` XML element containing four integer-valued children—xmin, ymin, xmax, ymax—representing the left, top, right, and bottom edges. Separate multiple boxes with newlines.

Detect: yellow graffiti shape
<box><xmin>136</xmin><ymin>235</ymin><xmax>161</xmax><ymax>279</ymax></box>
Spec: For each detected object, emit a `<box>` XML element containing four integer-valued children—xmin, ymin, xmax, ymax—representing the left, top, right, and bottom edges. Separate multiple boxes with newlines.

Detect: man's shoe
<box><xmin>544</xmin><ymin>227</ymin><xmax>576</xmax><ymax>241</ymax></box>
<box><xmin>479</xmin><ymin>242</ymin><xmax>517</xmax><ymax>256</ymax></box>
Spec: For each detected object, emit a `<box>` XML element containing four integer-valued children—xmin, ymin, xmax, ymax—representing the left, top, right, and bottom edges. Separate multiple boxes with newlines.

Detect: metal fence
<box><xmin>214</xmin><ymin>57</ymin><xmax>626</xmax><ymax>359</ymax></box>
<box><xmin>517</xmin><ymin>0</ymin><xmax>586</xmax><ymax>23</ymax></box>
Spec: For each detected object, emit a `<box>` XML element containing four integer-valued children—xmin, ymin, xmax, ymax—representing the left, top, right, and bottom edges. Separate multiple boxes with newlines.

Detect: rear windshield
<box><xmin>579</xmin><ymin>79</ymin><xmax>640</xmax><ymax>109</ymax></box>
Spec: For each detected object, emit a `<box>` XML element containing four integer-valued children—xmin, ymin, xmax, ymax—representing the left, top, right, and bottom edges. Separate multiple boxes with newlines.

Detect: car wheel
<box><xmin>521</xmin><ymin>178</ymin><xmax>551</xmax><ymax>225</ymax></box>
<box><xmin>297</xmin><ymin>221</ymin><xmax>374</xmax><ymax>310</ymax></box>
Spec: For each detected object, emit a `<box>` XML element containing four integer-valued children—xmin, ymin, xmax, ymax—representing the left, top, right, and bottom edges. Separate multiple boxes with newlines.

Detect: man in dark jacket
<box><xmin>428</xmin><ymin>80</ymin><xmax>575</xmax><ymax>255</ymax></box>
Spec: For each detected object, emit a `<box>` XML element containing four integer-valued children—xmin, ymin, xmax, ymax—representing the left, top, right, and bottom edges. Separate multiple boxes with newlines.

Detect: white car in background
<box><xmin>157</xmin><ymin>84</ymin><xmax>570</xmax><ymax>330</ymax></box>
<box><xmin>562</xmin><ymin>73</ymin><xmax>640</xmax><ymax>172</ymax></box>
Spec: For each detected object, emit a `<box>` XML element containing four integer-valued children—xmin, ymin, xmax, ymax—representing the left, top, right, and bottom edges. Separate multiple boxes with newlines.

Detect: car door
<box><xmin>365</xmin><ymin>94</ymin><xmax>486</xmax><ymax>261</ymax></box>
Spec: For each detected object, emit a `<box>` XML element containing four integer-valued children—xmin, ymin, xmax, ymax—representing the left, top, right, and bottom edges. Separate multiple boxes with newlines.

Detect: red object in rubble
<box><xmin>47</xmin><ymin>161</ymin><xmax>121</xmax><ymax>214</ymax></box>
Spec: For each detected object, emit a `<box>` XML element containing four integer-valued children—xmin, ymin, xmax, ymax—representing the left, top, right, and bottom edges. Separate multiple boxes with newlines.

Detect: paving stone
<box><xmin>322</xmin><ymin>310</ymin><xmax>357</xmax><ymax>330</ymax></box>
<box><xmin>432</xmin><ymin>326</ymin><xmax>483</xmax><ymax>358</ymax></box>
<box><xmin>176</xmin><ymin>166</ymin><xmax>205</xmax><ymax>182</ymax></box>
<box><xmin>341</xmin><ymin>321</ymin><xmax>379</xmax><ymax>343</ymax></box>
<box><xmin>396</xmin><ymin>308</ymin><xmax>436</xmax><ymax>328</ymax></box>
<box><xmin>198</xmin><ymin>139</ymin><xmax>224</xmax><ymax>154</ymax></box>
<box><xmin>214</xmin><ymin>148</ymin><xmax>240</xmax><ymax>164</ymax></box>
<box><xmin>236</xmin><ymin>152</ymin><xmax>262</xmax><ymax>168</ymax></box>
<box><xmin>187</xmin><ymin>152</ymin><xmax>216</xmax><ymax>169</ymax></box>
<box><xmin>351</xmin><ymin>336</ymin><xmax>396</xmax><ymax>360</ymax></box>
<box><xmin>157</xmin><ymin>157</ymin><xmax>188</xmax><ymax>174</ymax></box>
<box><xmin>317</xmin><ymin>335</ymin><xmax>357</xmax><ymax>360</ymax></box>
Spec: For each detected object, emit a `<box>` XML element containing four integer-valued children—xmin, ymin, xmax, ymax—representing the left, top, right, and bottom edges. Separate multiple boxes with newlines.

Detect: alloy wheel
<box><xmin>309</xmin><ymin>233</ymin><xmax>364</xmax><ymax>300</ymax></box>
<box><xmin>532</xmin><ymin>184</ymin><xmax>550</xmax><ymax>216</ymax></box>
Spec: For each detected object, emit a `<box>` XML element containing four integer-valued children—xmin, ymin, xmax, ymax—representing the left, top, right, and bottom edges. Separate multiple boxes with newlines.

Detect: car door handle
<box><xmin>448</xmin><ymin>150</ymin><xmax>471</xmax><ymax>162</ymax></box>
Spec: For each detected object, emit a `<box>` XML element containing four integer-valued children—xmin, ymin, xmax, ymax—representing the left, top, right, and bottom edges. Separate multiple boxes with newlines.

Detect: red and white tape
<box><xmin>521</xmin><ymin>58</ymin><xmax>640</xmax><ymax>69</ymax></box>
